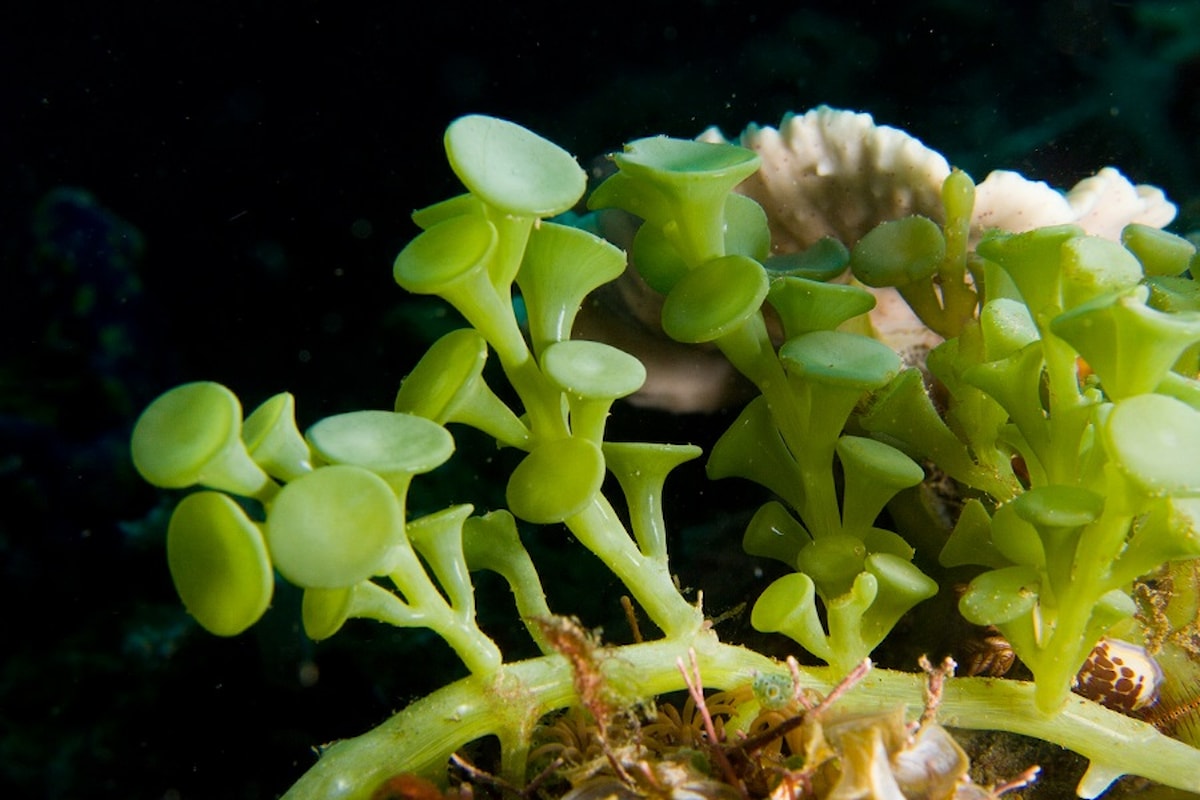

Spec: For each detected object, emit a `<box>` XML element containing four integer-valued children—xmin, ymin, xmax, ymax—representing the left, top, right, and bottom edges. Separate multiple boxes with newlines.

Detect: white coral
<box><xmin>702</xmin><ymin>106</ymin><xmax>1176</xmax><ymax>249</ymax></box>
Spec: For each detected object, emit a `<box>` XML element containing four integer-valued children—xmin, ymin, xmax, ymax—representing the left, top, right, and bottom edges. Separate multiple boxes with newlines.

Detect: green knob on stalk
<box><xmin>166</xmin><ymin>491</ymin><xmax>273</xmax><ymax>636</ymax></box>
<box><xmin>707</xmin><ymin>396</ymin><xmax>805</xmax><ymax>512</ymax></box>
<box><xmin>542</xmin><ymin>339</ymin><xmax>646</xmax><ymax>442</ymax></box>
<box><xmin>131</xmin><ymin>381</ymin><xmax>276</xmax><ymax>502</ymax></box>
<box><xmin>976</xmin><ymin>224</ymin><xmax>1084</xmax><ymax>319</ymax></box>
<box><xmin>301</xmin><ymin>580</ymin><xmax>417</xmax><ymax>641</ymax></box>
<box><xmin>959</xmin><ymin>564</ymin><xmax>1042</xmax><ymax>627</ymax></box>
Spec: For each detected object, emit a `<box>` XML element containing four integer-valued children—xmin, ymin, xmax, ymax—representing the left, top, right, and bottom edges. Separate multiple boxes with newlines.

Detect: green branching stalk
<box><xmin>279</xmin><ymin>635</ymin><xmax>1200</xmax><ymax>800</ymax></box>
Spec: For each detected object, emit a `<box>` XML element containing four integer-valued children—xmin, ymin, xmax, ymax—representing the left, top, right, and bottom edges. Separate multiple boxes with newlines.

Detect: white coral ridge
<box><xmin>698</xmin><ymin>106</ymin><xmax>1176</xmax><ymax>251</ymax></box>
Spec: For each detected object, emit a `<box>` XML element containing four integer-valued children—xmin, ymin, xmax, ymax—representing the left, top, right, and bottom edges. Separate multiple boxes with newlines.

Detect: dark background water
<box><xmin>3</xmin><ymin>1</ymin><xmax>1200</xmax><ymax>798</ymax></box>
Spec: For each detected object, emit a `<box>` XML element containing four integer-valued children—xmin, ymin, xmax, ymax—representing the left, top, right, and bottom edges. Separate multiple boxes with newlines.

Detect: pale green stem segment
<box><xmin>279</xmin><ymin>637</ymin><xmax>1200</xmax><ymax>800</ymax></box>
<box><xmin>565</xmin><ymin>495</ymin><xmax>704</xmax><ymax>639</ymax></box>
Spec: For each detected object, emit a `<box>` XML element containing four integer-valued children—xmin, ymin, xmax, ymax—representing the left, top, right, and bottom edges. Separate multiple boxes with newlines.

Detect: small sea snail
<box><xmin>1073</xmin><ymin>637</ymin><xmax>1164</xmax><ymax>714</ymax></box>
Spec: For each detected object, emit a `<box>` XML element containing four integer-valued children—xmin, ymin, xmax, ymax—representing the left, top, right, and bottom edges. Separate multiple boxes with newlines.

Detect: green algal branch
<box><xmin>279</xmin><ymin>636</ymin><xmax>1200</xmax><ymax>800</ymax></box>
<box><xmin>129</xmin><ymin>113</ymin><xmax>1200</xmax><ymax>798</ymax></box>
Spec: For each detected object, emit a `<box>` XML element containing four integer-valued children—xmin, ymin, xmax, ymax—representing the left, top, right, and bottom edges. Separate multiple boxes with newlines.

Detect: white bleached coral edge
<box><xmin>700</xmin><ymin>106</ymin><xmax>1176</xmax><ymax>250</ymax></box>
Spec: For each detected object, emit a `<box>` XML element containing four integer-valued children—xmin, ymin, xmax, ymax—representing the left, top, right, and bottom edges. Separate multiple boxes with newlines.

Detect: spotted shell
<box><xmin>1074</xmin><ymin>637</ymin><xmax>1164</xmax><ymax>713</ymax></box>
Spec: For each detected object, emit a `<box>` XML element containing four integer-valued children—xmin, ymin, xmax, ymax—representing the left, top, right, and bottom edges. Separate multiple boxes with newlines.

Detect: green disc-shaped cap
<box><xmin>959</xmin><ymin>565</ymin><xmax>1041</xmax><ymax>626</ymax></box>
<box><xmin>613</xmin><ymin>136</ymin><xmax>761</xmax><ymax>196</ymax></box>
<box><xmin>661</xmin><ymin>254</ymin><xmax>769</xmax><ymax>343</ymax></box>
<box><xmin>506</xmin><ymin>437</ymin><xmax>605</xmax><ymax>524</ymax></box>
<box><xmin>306</xmin><ymin>410</ymin><xmax>454</xmax><ymax>492</ymax></box>
<box><xmin>1122</xmin><ymin>223</ymin><xmax>1196</xmax><ymax>278</ymax></box>
<box><xmin>541</xmin><ymin>340</ymin><xmax>647</xmax><ymax>400</ymax></box>
<box><xmin>764</xmin><ymin>237</ymin><xmax>851</xmax><ymax>282</ymax></box>
<box><xmin>167</xmin><ymin>491</ymin><xmax>273</xmax><ymax>636</ymax></box>
<box><xmin>850</xmin><ymin>215</ymin><xmax>945</xmax><ymax>288</ymax></box>
<box><xmin>267</xmin><ymin>464</ymin><xmax>405</xmax><ymax>588</ymax></box>
<box><xmin>393</xmin><ymin>213</ymin><xmax>497</xmax><ymax>296</ymax></box>
<box><xmin>768</xmin><ymin>277</ymin><xmax>876</xmax><ymax>339</ymax></box>
<box><xmin>1013</xmin><ymin>485</ymin><xmax>1104</xmax><ymax>529</ymax></box>
<box><xmin>131</xmin><ymin>381</ymin><xmax>273</xmax><ymax>498</ymax></box>
<box><xmin>780</xmin><ymin>330</ymin><xmax>902</xmax><ymax>391</ymax></box>
<box><xmin>444</xmin><ymin>115</ymin><xmax>586</xmax><ymax>217</ymax></box>
<box><xmin>1105</xmin><ymin>394</ymin><xmax>1200</xmax><ymax>497</ymax></box>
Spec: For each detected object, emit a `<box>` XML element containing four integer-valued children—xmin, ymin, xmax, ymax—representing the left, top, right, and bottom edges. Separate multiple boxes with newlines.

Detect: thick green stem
<box><xmin>280</xmin><ymin>637</ymin><xmax>1200</xmax><ymax>800</ymax></box>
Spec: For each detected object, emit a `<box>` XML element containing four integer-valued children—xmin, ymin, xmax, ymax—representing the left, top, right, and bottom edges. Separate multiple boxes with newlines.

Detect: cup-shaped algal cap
<box><xmin>849</xmin><ymin>215</ymin><xmax>945</xmax><ymax>288</ymax></box>
<box><xmin>131</xmin><ymin>381</ymin><xmax>274</xmax><ymax>500</ymax></box>
<box><xmin>1051</xmin><ymin>286</ymin><xmax>1200</xmax><ymax>400</ymax></box>
<box><xmin>750</xmin><ymin>572</ymin><xmax>834</xmax><ymax>663</ymax></box>
<box><xmin>444</xmin><ymin>114</ymin><xmax>586</xmax><ymax>218</ymax></box>
<box><xmin>306</xmin><ymin>410</ymin><xmax>454</xmax><ymax>494</ymax></box>
<box><xmin>779</xmin><ymin>330</ymin><xmax>902</xmax><ymax>391</ymax></box>
<box><xmin>836</xmin><ymin>436</ymin><xmax>924</xmax><ymax>536</ymax></box>
<box><xmin>1121</xmin><ymin>223</ymin><xmax>1196</xmax><ymax>278</ymax></box>
<box><xmin>394</xmin><ymin>328</ymin><xmax>529</xmax><ymax>449</ymax></box>
<box><xmin>541</xmin><ymin>340</ymin><xmax>647</xmax><ymax>401</ymax></box>
<box><xmin>767</xmin><ymin>276</ymin><xmax>875</xmax><ymax>339</ymax></box>
<box><xmin>242</xmin><ymin>392</ymin><xmax>313</xmax><ymax>483</ymax></box>
<box><xmin>167</xmin><ymin>491</ymin><xmax>273</xmax><ymax>636</ymax></box>
<box><xmin>661</xmin><ymin>254</ymin><xmax>769</xmax><ymax>343</ymax></box>
<box><xmin>506</xmin><ymin>437</ymin><xmax>605</xmax><ymax>524</ymax></box>
<box><xmin>1105</xmin><ymin>393</ymin><xmax>1200</xmax><ymax>497</ymax></box>
<box><xmin>267</xmin><ymin>464</ymin><xmax>404</xmax><ymax>588</ymax></box>
<box><xmin>394</xmin><ymin>213</ymin><xmax>496</xmax><ymax>297</ymax></box>
<box><xmin>612</xmin><ymin>136</ymin><xmax>761</xmax><ymax>206</ymax></box>
<box><xmin>517</xmin><ymin>221</ymin><xmax>626</xmax><ymax>356</ymax></box>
